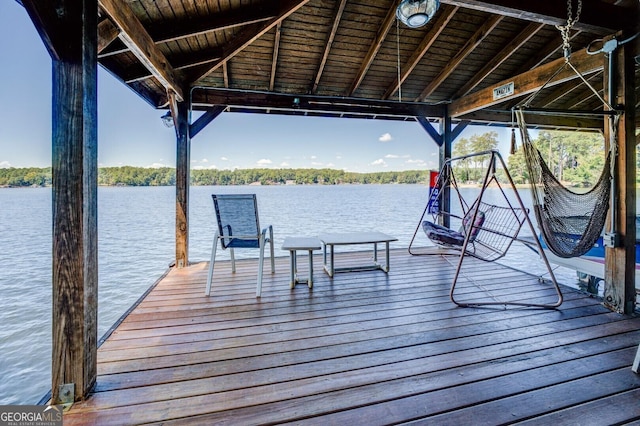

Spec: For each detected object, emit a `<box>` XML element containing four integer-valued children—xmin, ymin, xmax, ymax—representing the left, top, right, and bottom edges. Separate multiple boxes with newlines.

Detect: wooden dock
<box><xmin>63</xmin><ymin>249</ymin><xmax>640</xmax><ymax>425</ymax></box>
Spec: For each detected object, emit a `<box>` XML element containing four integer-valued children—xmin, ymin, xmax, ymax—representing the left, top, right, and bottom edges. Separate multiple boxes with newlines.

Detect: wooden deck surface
<box><xmin>63</xmin><ymin>249</ymin><xmax>640</xmax><ymax>425</ymax></box>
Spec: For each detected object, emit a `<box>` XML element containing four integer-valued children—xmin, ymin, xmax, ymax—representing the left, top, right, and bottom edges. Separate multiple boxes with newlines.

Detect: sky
<box><xmin>0</xmin><ymin>1</ymin><xmax>513</xmax><ymax>173</ymax></box>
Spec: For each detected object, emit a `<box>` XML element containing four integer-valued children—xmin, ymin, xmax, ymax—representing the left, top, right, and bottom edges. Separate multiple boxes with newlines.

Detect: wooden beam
<box><xmin>21</xmin><ymin>0</ymin><xmax>99</xmax><ymax>403</ymax></box>
<box><xmin>175</xmin><ymin>100</ymin><xmax>190</xmax><ymax>269</ymax></box>
<box><xmin>417</xmin><ymin>117</ymin><xmax>443</xmax><ymax>146</ymax></box>
<box><xmin>383</xmin><ymin>5</ymin><xmax>458</xmax><ymax>100</ymax></box>
<box><xmin>190</xmin><ymin>106</ymin><xmax>226</xmax><ymax>139</ymax></box>
<box><xmin>448</xmin><ymin>47</ymin><xmax>604</xmax><ymax>117</ymax></box>
<box><xmin>191</xmin><ymin>89</ymin><xmax>446</xmax><ymax>118</ymax></box>
<box><xmin>99</xmin><ymin>0</ymin><xmax>184</xmax><ymax>101</ymax></box>
<box><xmin>150</xmin><ymin>5</ymin><xmax>277</xmax><ymax>45</ymax></box>
<box><xmin>312</xmin><ymin>0</ymin><xmax>347</xmax><ymax>95</ymax></box>
<box><xmin>97</xmin><ymin>18</ymin><xmax>119</xmax><ymax>54</ymax></box>
<box><xmin>191</xmin><ymin>0</ymin><xmax>310</xmax><ymax>84</ymax></box>
<box><xmin>123</xmin><ymin>47</ymin><xmax>223</xmax><ymax>84</ymax></box>
<box><xmin>604</xmin><ymin>36</ymin><xmax>636</xmax><ymax>314</ymax></box>
<box><xmin>269</xmin><ymin>23</ymin><xmax>282</xmax><ymax>92</ymax></box>
<box><xmin>457</xmin><ymin>109</ymin><xmax>603</xmax><ymax>130</ymax></box>
<box><xmin>453</xmin><ymin>22</ymin><xmax>544</xmax><ymax>98</ymax></box>
<box><xmin>21</xmin><ymin>0</ymin><xmax>81</xmax><ymax>61</ymax></box>
<box><xmin>416</xmin><ymin>14</ymin><xmax>503</xmax><ymax>102</ymax></box>
<box><xmin>440</xmin><ymin>0</ymin><xmax>633</xmax><ymax>34</ymax></box>
<box><xmin>348</xmin><ymin>3</ymin><xmax>397</xmax><ymax>96</ymax></box>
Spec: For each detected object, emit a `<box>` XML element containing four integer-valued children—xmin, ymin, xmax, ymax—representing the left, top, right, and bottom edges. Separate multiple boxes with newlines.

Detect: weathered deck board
<box><xmin>63</xmin><ymin>249</ymin><xmax>640</xmax><ymax>425</ymax></box>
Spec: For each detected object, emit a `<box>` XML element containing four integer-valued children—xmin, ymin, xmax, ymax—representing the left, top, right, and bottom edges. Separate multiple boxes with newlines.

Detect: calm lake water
<box><xmin>0</xmin><ymin>184</ymin><xmax>579</xmax><ymax>404</ymax></box>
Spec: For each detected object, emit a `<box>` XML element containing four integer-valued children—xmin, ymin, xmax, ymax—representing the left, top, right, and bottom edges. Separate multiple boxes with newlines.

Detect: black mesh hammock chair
<box><xmin>515</xmin><ymin>109</ymin><xmax>614</xmax><ymax>259</ymax></box>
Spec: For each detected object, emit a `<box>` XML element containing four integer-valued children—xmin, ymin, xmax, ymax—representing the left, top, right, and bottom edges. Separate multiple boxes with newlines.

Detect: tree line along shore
<box><xmin>1</xmin><ymin>130</ymin><xmax>619</xmax><ymax>189</ymax></box>
<box><xmin>0</xmin><ymin>167</ymin><xmax>433</xmax><ymax>187</ymax></box>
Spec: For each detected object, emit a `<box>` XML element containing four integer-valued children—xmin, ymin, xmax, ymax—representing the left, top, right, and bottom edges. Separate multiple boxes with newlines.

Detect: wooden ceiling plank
<box><xmin>269</xmin><ymin>23</ymin><xmax>282</xmax><ymax>91</ymax></box>
<box><xmin>348</xmin><ymin>3</ymin><xmax>397</xmax><ymax>96</ymax></box>
<box><xmin>99</xmin><ymin>0</ymin><xmax>184</xmax><ymax>101</ymax></box>
<box><xmin>312</xmin><ymin>0</ymin><xmax>348</xmax><ymax>95</ymax></box>
<box><xmin>383</xmin><ymin>5</ymin><xmax>459</xmax><ymax>100</ymax></box>
<box><xmin>461</xmin><ymin>109</ymin><xmax>604</xmax><ymax>129</ymax></box>
<box><xmin>540</xmin><ymin>71</ymin><xmax>602</xmax><ymax>108</ymax></box>
<box><xmin>415</xmin><ymin>14</ymin><xmax>503</xmax><ymax>102</ymax></box>
<box><xmin>453</xmin><ymin>21</ymin><xmax>544</xmax><ymax>98</ymax></box>
<box><xmin>191</xmin><ymin>0</ymin><xmax>311</xmax><ymax>85</ymax></box>
<box><xmin>98</xmin><ymin>19</ymin><xmax>120</xmax><ymax>54</ymax></box>
<box><xmin>448</xmin><ymin>47</ymin><xmax>604</xmax><ymax>117</ymax></box>
<box><xmin>440</xmin><ymin>0</ymin><xmax>632</xmax><ymax>34</ymax></box>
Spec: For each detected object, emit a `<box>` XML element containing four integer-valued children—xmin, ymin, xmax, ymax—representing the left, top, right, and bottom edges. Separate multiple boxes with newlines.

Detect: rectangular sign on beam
<box><xmin>492</xmin><ymin>82</ymin><xmax>514</xmax><ymax>100</ymax></box>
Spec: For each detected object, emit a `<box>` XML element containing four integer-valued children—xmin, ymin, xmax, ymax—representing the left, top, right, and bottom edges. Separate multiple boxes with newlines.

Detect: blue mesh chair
<box><xmin>205</xmin><ymin>194</ymin><xmax>275</xmax><ymax>297</ymax></box>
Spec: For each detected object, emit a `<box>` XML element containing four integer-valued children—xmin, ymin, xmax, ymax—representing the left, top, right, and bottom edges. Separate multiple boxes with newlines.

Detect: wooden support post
<box><xmin>23</xmin><ymin>0</ymin><xmax>99</xmax><ymax>403</ymax></box>
<box><xmin>440</xmin><ymin>115</ymin><xmax>453</xmax><ymax>229</ymax></box>
<box><xmin>175</xmin><ymin>99</ymin><xmax>190</xmax><ymax>268</ymax></box>
<box><xmin>603</xmin><ymin>35</ymin><xmax>636</xmax><ymax>314</ymax></box>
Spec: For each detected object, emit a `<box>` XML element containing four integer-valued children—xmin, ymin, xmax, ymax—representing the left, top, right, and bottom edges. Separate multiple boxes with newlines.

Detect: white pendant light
<box><xmin>396</xmin><ymin>0</ymin><xmax>440</xmax><ymax>28</ymax></box>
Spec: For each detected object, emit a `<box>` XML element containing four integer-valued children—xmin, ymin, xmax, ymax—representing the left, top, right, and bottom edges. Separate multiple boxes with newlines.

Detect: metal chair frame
<box><xmin>205</xmin><ymin>194</ymin><xmax>275</xmax><ymax>297</ymax></box>
<box><xmin>409</xmin><ymin>150</ymin><xmax>563</xmax><ymax>309</ymax></box>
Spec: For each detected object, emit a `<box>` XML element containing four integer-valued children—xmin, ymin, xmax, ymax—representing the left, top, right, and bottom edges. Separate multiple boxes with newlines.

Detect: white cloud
<box><xmin>220</xmin><ymin>156</ymin><xmax>229</xmax><ymax>161</ymax></box>
<box><xmin>147</xmin><ymin>162</ymin><xmax>169</xmax><ymax>168</ymax></box>
<box><xmin>256</xmin><ymin>159</ymin><xmax>272</xmax><ymax>165</ymax></box>
<box><xmin>311</xmin><ymin>161</ymin><xmax>323</xmax><ymax>166</ymax></box>
<box><xmin>406</xmin><ymin>159</ymin><xmax>426</xmax><ymax>165</ymax></box>
<box><xmin>201</xmin><ymin>158</ymin><xmax>209</xmax><ymax>163</ymax></box>
<box><xmin>371</xmin><ymin>159</ymin><xmax>387</xmax><ymax>167</ymax></box>
<box><xmin>0</xmin><ymin>161</ymin><xmax>12</xmax><ymax>168</ymax></box>
<box><xmin>385</xmin><ymin>154</ymin><xmax>399</xmax><ymax>159</ymax></box>
<box><xmin>379</xmin><ymin>133</ymin><xmax>393</xmax><ymax>142</ymax></box>
<box><xmin>310</xmin><ymin>155</ymin><xmax>317</xmax><ymax>159</ymax></box>
<box><xmin>336</xmin><ymin>155</ymin><xmax>342</xmax><ymax>160</ymax></box>
<box><xmin>326</xmin><ymin>163</ymin><xmax>335</xmax><ymax>168</ymax></box>
<box><xmin>280</xmin><ymin>161</ymin><xmax>290</xmax><ymax>167</ymax></box>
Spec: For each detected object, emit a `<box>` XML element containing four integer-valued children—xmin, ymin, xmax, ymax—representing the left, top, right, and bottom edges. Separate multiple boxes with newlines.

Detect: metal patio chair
<box><xmin>205</xmin><ymin>194</ymin><xmax>275</xmax><ymax>297</ymax></box>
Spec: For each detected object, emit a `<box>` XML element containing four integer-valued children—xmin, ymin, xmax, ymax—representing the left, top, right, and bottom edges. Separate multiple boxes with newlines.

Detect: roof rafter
<box><xmin>382</xmin><ymin>5</ymin><xmax>459</xmax><ymax>100</ymax></box>
<box><xmin>269</xmin><ymin>23</ymin><xmax>282</xmax><ymax>91</ymax></box>
<box><xmin>448</xmin><ymin>46</ymin><xmax>604</xmax><ymax>117</ymax></box>
<box><xmin>347</xmin><ymin>3</ymin><xmax>397</xmax><ymax>96</ymax></box>
<box><xmin>415</xmin><ymin>14</ymin><xmax>503</xmax><ymax>102</ymax></box>
<box><xmin>190</xmin><ymin>0</ymin><xmax>311</xmax><ymax>85</ymax></box>
<box><xmin>99</xmin><ymin>0</ymin><xmax>184</xmax><ymax>101</ymax></box>
<box><xmin>452</xmin><ymin>21</ymin><xmax>544</xmax><ymax>98</ymax></box>
<box><xmin>441</xmin><ymin>0</ymin><xmax>632</xmax><ymax>34</ymax></box>
<box><xmin>98</xmin><ymin>18</ymin><xmax>119</xmax><ymax>54</ymax></box>
<box><xmin>312</xmin><ymin>0</ymin><xmax>348</xmax><ymax>95</ymax></box>
<box><xmin>516</xmin><ymin>30</ymin><xmax>583</xmax><ymax>73</ymax></box>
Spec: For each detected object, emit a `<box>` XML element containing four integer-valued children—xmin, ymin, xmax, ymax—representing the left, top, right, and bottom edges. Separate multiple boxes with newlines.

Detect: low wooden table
<box><xmin>318</xmin><ymin>231</ymin><xmax>398</xmax><ymax>278</ymax></box>
<box><xmin>281</xmin><ymin>237</ymin><xmax>322</xmax><ymax>289</ymax></box>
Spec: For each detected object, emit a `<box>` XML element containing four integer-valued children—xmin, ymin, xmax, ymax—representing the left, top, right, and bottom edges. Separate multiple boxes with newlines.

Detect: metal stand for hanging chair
<box><xmin>410</xmin><ymin>150</ymin><xmax>563</xmax><ymax>309</ymax></box>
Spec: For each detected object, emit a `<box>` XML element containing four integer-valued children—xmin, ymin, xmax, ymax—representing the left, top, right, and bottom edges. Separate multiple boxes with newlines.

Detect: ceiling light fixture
<box><xmin>396</xmin><ymin>0</ymin><xmax>440</xmax><ymax>28</ymax></box>
<box><xmin>161</xmin><ymin>111</ymin><xmax>174</xmax><ymax>128</ymax></box>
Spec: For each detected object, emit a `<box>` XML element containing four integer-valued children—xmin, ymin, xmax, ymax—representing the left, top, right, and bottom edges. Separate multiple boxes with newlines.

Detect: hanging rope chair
<box><xmin>515</xmin><ymin>109</ymin><xmax>613</xmax><ymax>258</ymax></box>
<box><xmin>512</xmin><ymin>0</ymin><xmax>623</xmax><ymax>259</ymax></box>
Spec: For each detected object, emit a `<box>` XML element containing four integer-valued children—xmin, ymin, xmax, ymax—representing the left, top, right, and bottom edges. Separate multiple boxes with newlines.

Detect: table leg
<box><xmin>329</xmin><ymin>244</ymin><xmax>334</xmax><ymax>277</ymax></box>
<box><xmin>308</xmin><ymin>249</ymin><xmax>313</xmax><ymax>288</ymax></box>
<box><xmin>384</xmin><ymin>241</ymin><xmax>390</xmax><ymax>272</ymax></box>
<box><xmin>289</xmin><ymin>250</ymin><xmax>295</xmax><ymax>289</ymax></box>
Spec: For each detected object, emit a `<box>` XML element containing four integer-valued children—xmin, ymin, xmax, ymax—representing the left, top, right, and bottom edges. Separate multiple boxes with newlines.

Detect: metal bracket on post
<box><xmin>603</xmin><ymin>232</ymin><xmax>619</xmax><ymax>248</ymax></box>
<box><xmin>58</xmin><ymin>383</ymin><xmax>75</xmax><ymax>411</ymax></box>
